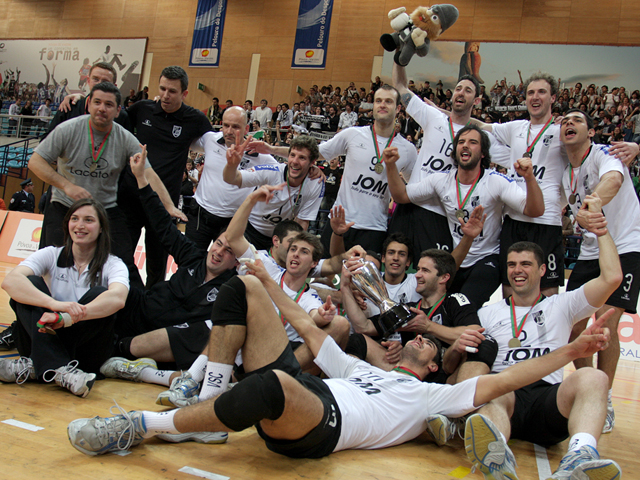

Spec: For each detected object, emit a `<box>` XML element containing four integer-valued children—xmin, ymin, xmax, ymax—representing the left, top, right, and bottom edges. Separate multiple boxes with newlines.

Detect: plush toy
<box><xmin>380</xmin><ymin>4</ymin><xmax>459</xmax><ymax>67</ymax></box>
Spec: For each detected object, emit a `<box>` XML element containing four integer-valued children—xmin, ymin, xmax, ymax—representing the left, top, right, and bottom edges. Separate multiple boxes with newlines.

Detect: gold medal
<box><xmin>90</xmin><ymin>162</ymin><xmax>97</xmax><ymax>173</ymax></box>
<box><xmin>374</xmin><ymin>163</ymin><xmax>384</xmax><ymax>174</ymax></box>
<box><xmin>522</xmin><ymin>152</ymin><xmax>531</xmax><ymax>158</ymax></box>
<box><xmin>569</xmin><ymin>194</ymin><xmax>576</xmax><ymax>205</ymax></box>
<box><xmin>455</xmin><ymin>209</ymin><xmax>465</xmax><ymax>220</ymax></box>
<box><xmin>508</xmin><ymin>337</ymin><xmax>521</xmax><ymax>348</ymax></box>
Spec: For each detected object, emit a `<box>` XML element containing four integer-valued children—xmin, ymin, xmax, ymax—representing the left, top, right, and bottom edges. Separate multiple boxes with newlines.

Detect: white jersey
<box><xmin>240</xmin><ymin>163</ymin><xmax>325</xmax><ymax>236</ymax></box>
<box><xmin>406</xmin><ymin>169</ymin><xmax>527</xmax><ymax>268</ymax></box>
<box><xmin>562</xmin><ymin>144</ymin><xmax>640</xmax><ymax>259</ymax></box>
<box><xmin>319</xmin><ymin>126</ymin><xmax>416</xmax><ymax>231</ymax></box>
<box><xmin>478</xmin><ymin>287</ymin><xmax>597</xmax><ymax>384</ymax></box>
<box><xmin>492</xmin><ymin>120</ymin><xmax>565</xmax><ymax>226</ymax></box>
<box><xmin>237</xmin><ymin>247</ymin><xmax>322</xmax><ymax>342</ymax></box>
<box><xmin>193</xmin><ymin>132</ymin><xmax>278</xmax><ymax>218</ymax></box>
<box><xmin>314</xmin><ymin>337</ymin><xmax>479</xmax><ymax>451</ymax></box>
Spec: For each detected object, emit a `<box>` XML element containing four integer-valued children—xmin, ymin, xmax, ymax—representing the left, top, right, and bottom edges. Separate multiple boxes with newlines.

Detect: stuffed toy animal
<box><xmin>380</xmin><ymin>4</ymin><xmax>459</xmax><ymax>67</ymax></box>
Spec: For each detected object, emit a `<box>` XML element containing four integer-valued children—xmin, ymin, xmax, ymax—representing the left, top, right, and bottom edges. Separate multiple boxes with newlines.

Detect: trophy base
<box><xmin>379</xmin><ymin>304</ymin><xmax>416</xmax><ymax>340</ymax></box>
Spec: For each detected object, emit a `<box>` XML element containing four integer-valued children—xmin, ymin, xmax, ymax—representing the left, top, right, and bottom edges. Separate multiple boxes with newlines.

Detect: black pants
<box><xmin>40</xmin><ymin>201</ymin><xmax>144</xmax><ymax>290</ymax></box>
<box><xmin>11</xmin><ymin>276</ymin><xmax>117</xmax><ymax>376</ymax></box>
<box><xmin>184</xmin><ymin>202</ymin><xmax>232</xmax><ymax>251</ymax></box>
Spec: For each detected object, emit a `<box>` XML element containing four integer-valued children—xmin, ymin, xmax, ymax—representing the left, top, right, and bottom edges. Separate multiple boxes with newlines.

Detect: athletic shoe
<box><xmin>602</xmin><ymin>395</ymin><xmax>615</xmax><ymax>434</ymax></box>
<box><xmin>43</xmin><ymin>360</ymin><xmax>96</xmax><ymax>398</ymax></box>
<box><xmin>465</xmin><ymin>414</ymin><xmax>518</xmax><ymax>480</ymax></box>
<box><xmin>0</xmin><ymin>325</ymin><xmax>15</xmax><ymax>351</ymax></box>
<box><xmin>0</xmin><ymin>356</ymin><xmax>35</xmax><ymax>384</ymax></box>
<box><xmin>68</xmin><ymin>403</ymin><xmax>146</xmax><ymax>456</ymax></box>
<box><xmin>100</xmin><ymin>357</ymin><xmax>158</xmax><ymax>382</ymax></box>
<box><xmin>546</xmin><ymin>445</ymin><xmax>621</xmax><ymax>480</ymax></box>
<box><xmin>156</xmin><ymin>371</ymin><xmax>200</xmax><ymax>407</ymax></box>
<box><xmin>156</xmin><ymin>431</ymin><xmax>228</xmax><ymax>444</ymax></box>
<box><xmin>427</xmin><ymin>414</ymin><xmax>458</xmax><ymax>446</ymax></box>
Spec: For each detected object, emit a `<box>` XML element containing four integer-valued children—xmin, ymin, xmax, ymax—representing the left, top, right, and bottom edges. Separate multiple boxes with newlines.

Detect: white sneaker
<box><xmin>156</xmin><ymin>431</ymin><xmax>228</xmax><ymax>444</ymax></box>
<box><xmin>44</xmin><ymin>360</ymin><xmax>96</xmax><ymax>397</ymax></box>
<box><xmin>602</xmin><ymin>394</ymin><xmax>615</xmax><ymax>434</ymax></box>
<box><xmin>427</xmin><ymin>414</ymin><xmax>458</xmax><ymax>446</ymax></box>
<box><xmin>546</xmin><ymin>445</ymin><xmax>621</xmax><ymax>480</ymax></box>
<box><xmin>100</xmin><ymin>357</ymin><xmax>157</xmax><ymax>382</ymax></box>
<box><xmin>156</xmin><ymin>371</ymin><xmax>200</xmax><ymax>407</ymax></box>
<box><xmin>0</xmin><ymin>356</ymin><xmax>35</xmax><ymax>384</ymax></box>
<box><xmin>465</xmin><ymin>414</ymin><xmax>519</xmax><ymax>480</ymax></box>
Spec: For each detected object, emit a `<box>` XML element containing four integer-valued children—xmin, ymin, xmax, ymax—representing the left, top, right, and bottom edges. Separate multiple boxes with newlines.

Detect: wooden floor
<box><xmin>0</xmin><ymin>261</ymin><xmax>639</xmax><ymax>480</ymax></box>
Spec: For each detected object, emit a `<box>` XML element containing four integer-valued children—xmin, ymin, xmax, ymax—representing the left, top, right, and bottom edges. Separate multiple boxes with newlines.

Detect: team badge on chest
<box><xmin>172</xmin><ymin>125</ymin><xmax>182</xmax><ymax>138</ymax></box>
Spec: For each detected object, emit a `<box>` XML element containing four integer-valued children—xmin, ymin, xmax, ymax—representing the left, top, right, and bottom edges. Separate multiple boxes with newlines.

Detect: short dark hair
<box><xmin>376</xmin><ymin>84</ymin><xmax>401</xmax><ymax>107</ymax></box>
<box><xmin>90</xmin><ymin>62</ymin><xmax>117</xmax><ymax>84</ymax></box>
<box><xmin>382</xmin><ymin>232</ymin><xmax>413</xmax><ymax>267</ymax></box>
<box><xmin>507</xmin><ymin>241</ymin><xmax>545</xmax><ymax>267</ymax></box>
<box><xmin>289</xmin><ymin>232</ymin><xmax>324</xmax><ymax>262</ymax></box>
<box><xmin>273</xmin><ymin>219</ymin><xmax>303</xmax><ymax>242</ymax></box>
<box><xmin>458</xmin><ymin>74</ymin><xmax>480</xmax><ymax>98</ymax></box>
<box><xmin>213</xmin><ymin>97</ymin><xmax>219</xmax><ymax>102</ymax></box>
<box><xmin>89</xmin><ymin>82</ymin><xmax>122</xmax><ymax>106</ymax></box>
<box><xmin>524</xmin><ymin>72</ymin><xmax>558</xmax><ymax>97</ymax></box>
<box><xmin>564</xmin><ymin>108</ymin><xmax>595</xmax><ymax>130</ymax></box>
<box><xmin>289</xmin><ymin>135</ymin><xmax>319</xmax><ymax>162</ymax></box>
<box><xmin>451</xmin><ymin>124</ymin><xmax>491</xmax><ymax>169</ymax></box>
<box><xmin>419</xmin><ymin>249</ymin><xmax>457</xmax><ymax>290</ymax></box>
<box><xmin>160</xmin><ymin>65</ymin><xmax>188</xmax><ymax>92</ymax></box>
<box><xmin>245</xmin><ymin>99</ymin><xmax>253</xmax><ymax>107</ymax></box>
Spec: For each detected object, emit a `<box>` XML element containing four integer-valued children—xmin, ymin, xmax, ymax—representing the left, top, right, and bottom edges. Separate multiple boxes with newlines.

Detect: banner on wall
<box><xmin>0</xmin><ymin>39</ymin><xmax>146</xmax><ymax>101</ymax></box>
<box><xmin>189</xmin><ymin>0</ymin><xmax>228</xmax><ymax>67</ymax></box>
<box><xmin>291</xmin><ymin>0</ymin><xmax>333</xmax><ymax>69</ymax></box>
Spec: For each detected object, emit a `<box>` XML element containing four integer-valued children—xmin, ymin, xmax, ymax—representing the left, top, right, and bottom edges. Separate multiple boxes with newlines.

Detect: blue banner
<box><xmin>291</xmin><ymin>0</ymin><xmax>333</xmax><ymax>69</ymax></box>
<box><xmin>189</xmin><ymin>0</ymin><xmax>227</xmax><ymax>67</ymax></box>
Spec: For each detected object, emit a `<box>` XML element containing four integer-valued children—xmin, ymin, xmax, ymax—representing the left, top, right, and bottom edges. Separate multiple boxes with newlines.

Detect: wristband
<box><xmin>60</xmin><ymin>312</ymin><xmax>73</xmax><ymax>328</ymax></box>
<box><xmin>333</xmin><ymin>232</ymin><xmax>343</xmax><ymax>237</ymax></box>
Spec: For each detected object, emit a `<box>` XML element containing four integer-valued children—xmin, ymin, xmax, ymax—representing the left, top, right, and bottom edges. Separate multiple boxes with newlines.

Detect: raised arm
<box><xmin>382</xmin><ymin>146</ymin><xmax>411</xmax><ymax>204</ymax></box>
<box><xmin>392</xmin><ymin>62</ymin><xmax>413</xmax><ymax>107</ymax></box>
<box><xmin>450</xmin><ymin>205</ymin><xmax>486</xmax><ymax>269</ymax></box>
<box><xmin>339</xmin><ymin>259</ymin><xmax>379</xmax><ymax>336</ymax></box>
<box><xmin>222</xmin><ymin>132</ymin><xmax>252</xmax><ymax>187</ymax></box>
<box><xmin>514</xmin><ymin>156</ymin><xmax>545</xmax><ymax>217</ymax></box>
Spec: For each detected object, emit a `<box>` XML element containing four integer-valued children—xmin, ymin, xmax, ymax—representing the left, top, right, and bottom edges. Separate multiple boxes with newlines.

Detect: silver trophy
<box><xmin>347</xmin><ymin>259</ymin><xmax>416</xmax><ymax>339</ymax></box>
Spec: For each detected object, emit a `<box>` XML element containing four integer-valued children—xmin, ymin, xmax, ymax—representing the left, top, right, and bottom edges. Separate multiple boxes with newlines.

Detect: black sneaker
<box><xmin>0</xmin><ymin>325</ymin><xmax>15</xmax><ymax>351</ymax></box>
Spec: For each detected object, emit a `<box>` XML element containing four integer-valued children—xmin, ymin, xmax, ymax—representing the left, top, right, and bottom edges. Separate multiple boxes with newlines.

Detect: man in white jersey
<box><xmin>185</xmin><ymin>106</ymin><xmax>278</xmax><ymax>250</ymax></box>
<box><xmin>454</xmin><ymin>225</ymin><xmax>622</xmax><ymax>480</ymax></box>
<box><xmin>68</xmin><ymin>255</ymin><xmax>614</xmax><ymax>467</ymax></box>
<box><xmin>247</xmin><ymin>86</ymin><xmax>417</xmax><ymax>255</ymax></box>
<box><xmin>223</xmin><ymin>134</ymin><xmax>324</xmax><ymax>250</ymax></box>
<box><xmin>385</xmin><ymin>125</ymin><xmax>544</xmax><ymax>308</ymax></box>
<box><xmin>560</xmin><ymin>108</ymin><xmax>640</xmax><ymax>433</ymax></box>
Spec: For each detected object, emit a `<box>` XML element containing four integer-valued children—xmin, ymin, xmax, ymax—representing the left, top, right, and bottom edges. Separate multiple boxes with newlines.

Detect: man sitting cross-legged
<box><xmin>68</xmin><ymin>257</ymin><xmax>615</xmax><ymax>473</ymax></box>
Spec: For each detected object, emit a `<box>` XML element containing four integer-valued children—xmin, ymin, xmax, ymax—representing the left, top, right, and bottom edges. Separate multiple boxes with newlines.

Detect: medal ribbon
<box><xmin>526</xmin><ymin>117</ymin><xmax>553</xmax><ymax>155</ymax></box>
<box><xmin>568</xmin><ymin>145</ymin><xmax>592</xmax><ymax>198</ymax></box>
<box><xmin>456</xmin><ymin>169</ymin><xmax>481</xmax><ymax>212</ymax></box>
<box><xmin>417</xmin><ymin>293</ymin><xmax>446</xmax><ymax>321</ymax></box>
<box><xmin>87</xmin><ymin>118</ymin><xmax>112</xmax><ymax>167</ymax></box>
<box><xmin>448</xmin><ymin>118</ymin><xmax>469</xmax><ymax>144</ymax></box>
<box><xmin>392</xmin><ymin>366</ymin><xmax>421</xmax><ymax>380</ymax></box>
<box><xmin>279</xmin><ymin>275</ymin><xmax>305</xmax><ymax>326</ymax></box>
<box><xmin>286</xmin><ymin>167</ymin><xmax>305</xmax><ymax>218</ymax></box>
<box><xmin>509</xmin><ymin>293</ymin><xmax>543</xmax><ymax>341</ymax></box>
<box><xmin>370</xmin><ymin>125</ymin><xmax>396</xmax><ymax>167</ymax></box>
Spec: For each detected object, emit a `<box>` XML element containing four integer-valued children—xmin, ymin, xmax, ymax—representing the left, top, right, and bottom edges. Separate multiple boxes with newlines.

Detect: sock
<box><xmin>138</xmin><ymin>368</ymin><xmax>174</xmax><ymax>386</ymax></box>
<box><xmin>567</xmin><ymin>433</ymin><xmax>597</xmax><ymax>453</ymax></box>
<box><xmin>199</xmin><ymin>362</ymin><xmax>233</xmax><ymax>401</ymax></box>
<box><xmin>187</xmin><ymin>354</ymin><xmax>209</xmax><ymax>383</ymax></box>
<box><xmin>141</xmin><ymin>409</ymin><xmax>178</xmax><ymax>437</ymax></box>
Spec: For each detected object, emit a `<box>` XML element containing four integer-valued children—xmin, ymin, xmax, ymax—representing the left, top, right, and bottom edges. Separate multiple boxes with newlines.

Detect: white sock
<box><xmin>141</xmin><ymin>409</ymin><xmax>178</xmax><ymax>437</ymax></box>
<box><xmin>138</xmin><ymin>368</ymin><xmax>174</xmax><ymax>386</ymax></box>
<box><xmin>567</xmin><ymin>433</ymin><xmax>597</xmax><ymax>453</ymax></box>
<box><xmin>198</xmin><ymin>362</ymin><xmax>233</xmax><ymax>401</ymax></box>
<box><xmin>187</xmin><ymin>354</ymin><xmax>209</xmax><ymax>383</ymax></box>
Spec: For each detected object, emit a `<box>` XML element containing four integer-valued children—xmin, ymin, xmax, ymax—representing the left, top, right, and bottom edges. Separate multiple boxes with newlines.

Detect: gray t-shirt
<box><xmin>35</xmin><ymin>114</ymin><xmax>149</xmax><ymax>208</ymax></box>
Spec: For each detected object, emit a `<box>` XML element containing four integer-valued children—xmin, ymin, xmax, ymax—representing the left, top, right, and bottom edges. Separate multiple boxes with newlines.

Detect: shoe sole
<box><xmin>573</xmin><ymin>460</ymin><xmax>621</xmax><ymax>480</ymax></box>
<box><xmin>156</xmin><ymin>394</ymin><xmax>177</xmax><ymax>407</ymax></box>
<box><xmin>156</xmin><ymin>432</ymin><xmax>228</xmax><ymax>444</ymax></box>
<box><xmin>100</xmin><ymin>357</ymin><xmax>158</xmax><ymax>380</ymax></box>
<box><xmin>78</xmin><ymin>375</ymin><xmax>97</xmax><ymax>398</ymax></box>
<box><xmin>465</xmin><ymin>414</ymin><xmax>519</xmax><ymax>480</ymax></box>
<box><xmin>427</xmin><ymin>416</ymin><xmax>449</xmax><ymax>447</ymax></box>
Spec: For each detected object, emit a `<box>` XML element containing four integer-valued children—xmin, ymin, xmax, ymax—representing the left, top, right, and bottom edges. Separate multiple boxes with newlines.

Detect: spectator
<box><xmin>123</xmin><ymin>89</ymin><xmax>137</xmax><ymax>109</ymax></box>
<box><xmin>253</xmin><ymin>99</ymin><xmax>271</xmax><ymax>129</ymax></box>
<box><xmin>207</xmin><ymin>97</ymin><xmax>222</xmax><ymax>125</ymax></box>
<box><xmin>338</xmin><ymin>102</ymin><xmax>358</xmax><ymax>130</ymax></box>
<box><xmin>8</xmin><ymin>97</ymin><xmax>21</xmax><ymax>136</ymax></box>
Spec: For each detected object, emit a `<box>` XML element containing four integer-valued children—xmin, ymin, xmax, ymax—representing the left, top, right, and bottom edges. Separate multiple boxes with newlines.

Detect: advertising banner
<box><xmin>291</xmin><ymin>0</ymin><xmax>333</xmax><ymax>69</ymax></box>
<box><xmin>189</xmin><ymin>0</ymin><xmax>228</xmax><ymax>67</ymax></box>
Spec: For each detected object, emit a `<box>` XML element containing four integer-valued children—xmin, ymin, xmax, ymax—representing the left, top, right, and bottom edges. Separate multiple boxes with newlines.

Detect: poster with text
<box><xmin>291</xmin><ymin>0</ymin><xmax>333</xmax><ymax>69</ymax></box>
<box><xmin>189</xmin><ymin>0</ymin><xmax>228</xmax><ymax>67</ymax></box>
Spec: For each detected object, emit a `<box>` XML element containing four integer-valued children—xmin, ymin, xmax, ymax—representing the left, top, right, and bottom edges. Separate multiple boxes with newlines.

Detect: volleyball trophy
<box><xmin>348</xmin><ymin>259</ymin><xmax>416</xmax><ymax>339</ymax></box>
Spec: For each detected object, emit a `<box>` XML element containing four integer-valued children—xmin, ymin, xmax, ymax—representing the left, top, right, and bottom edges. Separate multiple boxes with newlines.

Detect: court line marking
<box><xmin>534</xmin><ymin>444</ymin><xmax>552</xmax><ymax>480</ymax></box>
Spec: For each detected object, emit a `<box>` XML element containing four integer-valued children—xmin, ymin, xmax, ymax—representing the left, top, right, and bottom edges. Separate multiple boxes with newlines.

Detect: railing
<box><xmin>0</xmin><ymin>113</ymin><xmax>53</xmax><ymax>138</ymax></box>
<box><xmin>0</xmin><ymin>136</ymin><xmax>39</xmax><ymax>176</ymax></box>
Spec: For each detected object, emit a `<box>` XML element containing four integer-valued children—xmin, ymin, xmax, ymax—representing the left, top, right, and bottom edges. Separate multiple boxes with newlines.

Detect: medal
<box><xmin>509</xmin><ymin>293</ymin><xmax>543</xmax><ymax>349</ymax></box>
<box><xmin>455</xmin><ymin>169</ymin><xmax>481</xmax><ymax>221</ymax></box>
<box><xmin>370</xmin><ymin>125</ymin><xmax>396</xmax><ymax>175</ymax></box>
<box><xmin>567</xmin><ymin>146</ymin><xmax>591</xmax><ymax>208</ymax></box>
<box><xmin>90</xmin><ymin>163</ymin><xmax>97</xmax><ymax>173</ymax></box>
<box><xmin>455</xmin><ymin>209</ymin><xmax>465</xmax><ymax>219</ymax></box>
<box><xmin>87</xmin><ymin>118</ymin><xmax>112</xmax><ymax>175</ymax></box>
<box><xmin>522</xmin><ymin>152</ymin><xmax>531</xmax><ymax>158</ymax></box>
<box><xmin>374</xmin><ymin>163</ymin><xmax>384</xmax><ymax>174</ymax></box>
<box><xmin>508</xmin><ymin>338</ymin><xmax>521</xmax><ymax>348</ymax></box>
<box><xmin>569</xmin><ymin>194</ymin><xmax>576</xmax><ymax>205</ymax></box>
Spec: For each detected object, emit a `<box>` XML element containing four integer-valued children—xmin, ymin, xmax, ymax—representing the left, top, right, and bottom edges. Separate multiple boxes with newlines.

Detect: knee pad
<box><xmin>345</xmin><ymin>333</ymin><xmax>367</xmax><ymax>360</ymax></box>
<box><xmin>467</xmin><ymin>336</ymin><xmax>498</xmax><ymax>369</ymax></box>
<box><xmin>210</xmin><ymin>276</ymin><xmax>248</xmax><ymax>326</ymax></box>
<box><xmin>214</xmin><ymin>370</ymin><xmax>286</xmax><ymax>432</ymax></box>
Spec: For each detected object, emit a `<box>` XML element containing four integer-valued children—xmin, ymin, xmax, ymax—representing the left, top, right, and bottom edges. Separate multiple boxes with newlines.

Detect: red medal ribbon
<box><xmin>370</xmin><ymin>125</ymin><xmax>396</xmax><ymax>167</ymax></box>
<box><xmin>568</xmin><ymin>145</ymin><xmax>592</xmax><ymax>198</ymax></box>
<box><xmin>509</xmin><ymin>293</ymin><xmax>543</xmax><ymax>341</ymax></box>
<box><xmin>526</xmin><ymin>117</ymin><xmax>553</xmax><ymax>155</ymax></box>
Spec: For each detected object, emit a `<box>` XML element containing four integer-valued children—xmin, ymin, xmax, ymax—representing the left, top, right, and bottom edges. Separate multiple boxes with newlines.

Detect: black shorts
<box><xmin>389</xmin><ymin>203</ymin><xmax>454</xmax><ymax>256</ymax></box>
<box><xmin>510</xmin><ymin>380</ymin><xmax>567</xmax><ymax>447</ymax></box>
<box><xmin>449</xmin><ymin>254</ymin><xmax>501</xmax><ymax>308</ymax></box>
<box><xmin>244</xmin><ymin>222</ymin><xmax>274</xmax><ymax>251</ymax></box>
<box><xmin>166</xmin><ymin>321</ymin><xmax>211</xmax><ymax>370</ymax></box>
<box><xmin>500</xmin><ymin>216</ymin><xmax>564</xmax><ymax>288</ymax></box>
<box><xmin>567</xmin><ymin>251</ymin><xmax>640</xmax><ymax>313</ymax></box>
<box><xmin>320</xmin><ymin>222</ymin><xmax>387</xmax><ymax>258</ymax></box>
<box><xmin>257</xmin><ymin>372</ymin><xmax>342</xmax><ymax>459</ymax></box>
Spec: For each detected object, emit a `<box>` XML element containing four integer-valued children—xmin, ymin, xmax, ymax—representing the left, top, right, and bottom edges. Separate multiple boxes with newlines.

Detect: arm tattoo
<box><xmin>401</xmin><ymin>92</ymin><xmax>413</xmax><ymax>107</ymax></box>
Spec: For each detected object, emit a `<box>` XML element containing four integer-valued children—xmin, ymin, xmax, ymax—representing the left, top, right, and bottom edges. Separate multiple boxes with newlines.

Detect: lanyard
<box><xmin>286</xmin><ymin>168</ymin><xmax>305</xmax><ymax>217</ymax></box>
<box><xmin>509</xmin><ymin>293</ymin><xmax>542</xmax><ymax>340</ymax></box>
<box><xmin>417</xmin><ymin>293</ymin><xmax>446</xmax><ymax>320</ymax></box>
<box><xmin>456</xmin><ymin>169</ymin><xmax>481</xmax><ymax>212</ymax></box>
<box><xmin>568</xmin><ymin>145</ymin><xmax>592</xmax><ymax>197</ymax></box>
<box><xmin>279</xmin><ymin>275</ymin><xmax>305</xmax><ymax>325</ymax></box>
<box><xmin>370</xmin><ymin>125</ymin><xmax>396</xmax><ymax>166</ymax></box>
<box><xmin>87</xmin><ymin>118</ymin><xmax>112</xmax><ymax>168</ymax></box>
<box><xmin>526</xmin><ymin>117</ymin><xmax>553</xmax><ymax>155</ymax></box>
<box><xmin>392</xmin><ymin>366</ymin><xmax>421</xmax><ymax>380</ymax></box>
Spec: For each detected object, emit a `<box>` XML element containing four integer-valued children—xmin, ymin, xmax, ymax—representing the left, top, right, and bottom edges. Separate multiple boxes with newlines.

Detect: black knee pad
<box><xmin>210</xmin><ymin>276</ymin><xmax>248</xmax><ymax>326</ymax></box>
<box><xmin>467</xmin><ymin>336</ymin><xmax>499</xmax><ymax>369</ymax></box>
<box><xmin>345</xmin><ymin>333</ymin><xmax>367</xmax><ymax>360</ymax></box>
<box><xmin>214</xmin><ymin>370</ymin><xmax>286</xmax><ymax>432</ymax></box>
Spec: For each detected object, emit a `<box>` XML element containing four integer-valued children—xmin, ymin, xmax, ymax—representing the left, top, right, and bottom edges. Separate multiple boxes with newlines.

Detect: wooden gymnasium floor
<box><xmin>0</xmin><ymin>261</ymin><xmax>638</xmax><ymax>480</ymax></box>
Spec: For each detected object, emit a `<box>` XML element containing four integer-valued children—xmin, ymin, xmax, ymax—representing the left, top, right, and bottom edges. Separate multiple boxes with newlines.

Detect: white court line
<box><xmin>534</xmin><ymin>443</ymin><xmax>552</xmax><ymax>480</ymax></box>
<box><xmin>179</xmin><ymin>466</ymin><xmax>230</xmax><ymax>480</ymax></box>
<box><xmin>2</xmin><ymin>419</ymin><xmax>44</xmax><ymax>432</ymax></box>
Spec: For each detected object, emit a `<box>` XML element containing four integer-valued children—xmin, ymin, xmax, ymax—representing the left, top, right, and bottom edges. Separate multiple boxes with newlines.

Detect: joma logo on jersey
<box><xmin>422</xmin><ymin>156</ymin><xmax>453</xmax><ymax>172</ymax></box>
<box><xmin>505</xmin><ymin>346</ymin><xmax>551</xmax><ymax>361</ymax></box>
<box><xmin>352</xmin><ymin>174</ymin><xmax>387</xmax><ymax>195</ymax></box>
<box><xmin>514</xmin><ymin>165</ymin><xmax>546</xmax><ymax>180</ymax></box>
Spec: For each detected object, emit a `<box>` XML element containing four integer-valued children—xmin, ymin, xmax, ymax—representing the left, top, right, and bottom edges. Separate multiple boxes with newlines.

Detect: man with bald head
<box><xmin>185</xmin><ymin>106</ymin><xmax>279</xmax><ymax>250</ymax></box>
